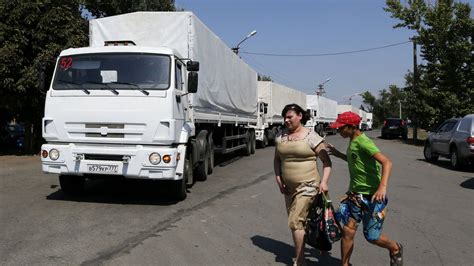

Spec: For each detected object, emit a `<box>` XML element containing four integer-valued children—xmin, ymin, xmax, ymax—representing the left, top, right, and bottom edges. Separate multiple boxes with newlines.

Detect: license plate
<box><xmin>87</xmin><ymin>164</ymin><xmax>119</xmax><ymax>174</ymax></box>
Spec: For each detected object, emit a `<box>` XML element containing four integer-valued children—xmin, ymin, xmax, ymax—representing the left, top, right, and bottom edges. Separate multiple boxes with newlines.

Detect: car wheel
<box><xmin>450</xmin><ymin>147</ymin><xmax>463</xmax><ymax>169</ymax></box>
<box><xmin>423</xmin><ymin>143</ymin><xmax>438</xmax><ymax>162</ymax></box>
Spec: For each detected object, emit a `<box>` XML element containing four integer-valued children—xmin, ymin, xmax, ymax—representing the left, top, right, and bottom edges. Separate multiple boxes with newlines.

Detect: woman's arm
<box><xmin>274</xmin><ymin>148</ymin><xmax>288</xmax><ymax>194</ymax></box>
<box><xmin>315</xmin><ymin>142</ymin><xmax>332</xmax><ymax>193</ymax></box>
<box><xmin>372</xmin><ymin>152</ymin><xmax>392</xmax><ymax>202</ymax></box>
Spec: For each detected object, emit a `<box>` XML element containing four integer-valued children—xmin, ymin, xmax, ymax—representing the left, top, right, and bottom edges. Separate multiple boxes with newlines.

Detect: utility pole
<box><xmin>413</xmin><ymin>40</ymin><xmax>418</xmax><ymax>141</ymax></box>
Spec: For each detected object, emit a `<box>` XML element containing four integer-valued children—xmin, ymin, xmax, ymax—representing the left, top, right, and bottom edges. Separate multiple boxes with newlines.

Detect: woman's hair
<box><xmin>281</xmin><ymin>103</ymin><xmax>310</xmax><ymax>125</ymax></box>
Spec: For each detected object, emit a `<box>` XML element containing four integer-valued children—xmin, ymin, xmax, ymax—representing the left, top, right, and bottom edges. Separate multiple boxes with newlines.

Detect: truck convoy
<box><xmin>40</xmin><ymin>12</ymin><xmax>259</xmax><ymax>200</ymax></box>
<box><xmin>254</xmin><ymin>81</ymin><xmax>306</xmax><ymax>147</ymax></box>
<box><xmin>337</xmin><ymin>105</ymin><xmax>373</xmax><ymax>130</ymax></box>
<box><xmin>306</xmin><ymin>95</ymin><xmax>338</xmax><ymax>136</ymax></box>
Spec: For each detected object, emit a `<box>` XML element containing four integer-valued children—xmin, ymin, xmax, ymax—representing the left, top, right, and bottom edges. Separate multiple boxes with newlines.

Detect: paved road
<box><xmin>1</xmin><ymin>130</ymin><xmax>473</xmax><ymax>265</ymax></box>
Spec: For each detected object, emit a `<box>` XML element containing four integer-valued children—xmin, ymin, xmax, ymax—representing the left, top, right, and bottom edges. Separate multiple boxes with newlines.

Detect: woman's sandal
<box><xmin>390</xmin><ymin>243</ymin><xmax>403</xmax><ymax>266</ymax></box>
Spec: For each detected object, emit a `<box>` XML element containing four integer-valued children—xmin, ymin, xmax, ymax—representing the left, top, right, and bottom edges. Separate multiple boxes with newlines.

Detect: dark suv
<box><xmin>381</xmin><ymin>118</ymin><xmax>408</xmax><ymax>140</ymax></box>
<box><xmin>423</xmin><ymin>114</ymin><xmax>474</xmax><ymax>169</ymax></box>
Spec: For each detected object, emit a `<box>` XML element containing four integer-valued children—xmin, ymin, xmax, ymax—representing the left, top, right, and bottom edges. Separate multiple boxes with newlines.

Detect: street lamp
<box><xmin>349</xmin><ymin>93</ymin><xmax>362</xmax><ymax>105</ymax></box>
<box><xmin>232</xmin><ymin>30</ymin><xmax>257</xmax><ymax>55</ymax></box>
<box><xmin>316</xmin><ymin>78</ymin><xmax>331</xmax><ymax>96</ymax></box>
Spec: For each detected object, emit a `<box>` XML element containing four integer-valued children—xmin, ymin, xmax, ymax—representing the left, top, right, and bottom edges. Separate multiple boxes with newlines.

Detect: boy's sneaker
<box><xmin>390</xmin><ymin>243</ymin><xmax>403</xmax><ymax>266</ymax></box>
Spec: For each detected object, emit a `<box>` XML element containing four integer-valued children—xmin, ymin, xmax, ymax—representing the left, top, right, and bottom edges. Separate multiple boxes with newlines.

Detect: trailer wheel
<box><xmin>207</xmin><ymin>136</ymin><xmax>215</xmax><ymax>175</ymax></box>
<box><xmin>243</xmin><ymin>133</ymin><xmax>251</xmax><ymax>156</ymax></box>
<box><xmin>59</xmin><ymin>175</ymin><xmax>85</xmax><ymax>195</ymax></box>
<box><xmin>195</xmin><ymin>139</ymin><xmax>209</xmax><ymax>181</ymax></box>
<box><xmin>250</xmin><ymin>132</ymin><xmax>256</xmax><ymax>154</ymax></box>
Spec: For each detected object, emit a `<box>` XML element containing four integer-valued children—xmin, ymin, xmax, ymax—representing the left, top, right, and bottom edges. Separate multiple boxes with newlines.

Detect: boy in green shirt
<box><xmin>328</xmin><ymin>111</ymin><xmax>403</xmax><ymax>266</ymax></box>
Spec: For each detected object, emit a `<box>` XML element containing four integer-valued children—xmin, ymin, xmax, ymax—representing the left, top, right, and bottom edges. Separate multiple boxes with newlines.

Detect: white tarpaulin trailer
<box><xmin>306</xmin><ymin>95</ymin><xmax>338</xmax><ymax>123</ymax></box>
<box><xmin>90</xmin><ymin>12</ymin><xmax>258</xmax><ymax>122</ymax></box>
<box><xmin>257</xmin><ymin>81</ymin><xmax>307</xmax><ymax>124</ymax></box>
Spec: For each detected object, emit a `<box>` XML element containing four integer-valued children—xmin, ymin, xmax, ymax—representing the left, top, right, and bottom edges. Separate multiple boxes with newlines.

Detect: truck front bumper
<box><xmin>41</xmin><ymin>143</ymin><xmax>186</xmax><ymax>180</ymax></box>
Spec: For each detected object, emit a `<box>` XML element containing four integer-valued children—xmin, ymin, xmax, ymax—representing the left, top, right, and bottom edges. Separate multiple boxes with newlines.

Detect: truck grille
<box><xmin>65</xmin><ymin>122</ymin><xmax>146</xmax><ymax>140</ymax></box>
<box><xmin>84</xmin><ymin>154</ymin><xmax>124</xmax><ymax>161</ymax></box>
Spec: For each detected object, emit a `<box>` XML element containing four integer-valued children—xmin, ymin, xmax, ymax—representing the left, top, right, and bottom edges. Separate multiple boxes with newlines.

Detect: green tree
<box><xmin>385</xmin><ymin>0</ymin><xmax>474</xmax><ymax>134</ymax></box>
<box><xmin>84</xmin><ymin>0</ymin><xmax>175</xmax><ymax>17</ymax></box>
<box><xmin>0</xmin><ymin>0</ymin><xmax>88</xmax><ymax>152</ymax></box>
<box><xmin>258</xmin><ymin>74</ymin><xmax>272</xmax><ymax>81</ymax></box>
<box><xmin>361</xmin><ymin>86</ymin><xmax>403</xmax><ymax>127</ymax></box>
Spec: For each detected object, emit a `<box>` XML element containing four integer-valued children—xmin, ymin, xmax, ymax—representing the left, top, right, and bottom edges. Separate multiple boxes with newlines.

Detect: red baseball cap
<box><xmin>329</xmin><ymin>111</ymin><xmax>361</xmax><ymax>129</ymax></box>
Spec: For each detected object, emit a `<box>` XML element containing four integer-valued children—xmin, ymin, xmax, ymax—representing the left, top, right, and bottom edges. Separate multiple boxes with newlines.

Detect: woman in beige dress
<box><xmin>274</xmin><ymin>103</ymin><xmax>332</xmax><ymax>266</ymax></box>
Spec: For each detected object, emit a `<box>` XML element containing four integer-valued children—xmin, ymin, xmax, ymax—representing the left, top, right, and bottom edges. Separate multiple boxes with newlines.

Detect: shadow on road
<box><xmin>46</xmin><ymin>178</ymin><xmax>181</xmax><ymax>206</ymax></box>
<box><xmin>460</xmin><ymin>177</ymin><xmax>474</xmax><ymax>189</ymax></box>
<box><xmin>416</xmin><ymin>159</ymin><xmax>474</xmax><ymax>173</ymax></box>
<box><xmin>251</xmin><ymin>235</ymin><xmax>342</xmax><ymax>265</ymax></box>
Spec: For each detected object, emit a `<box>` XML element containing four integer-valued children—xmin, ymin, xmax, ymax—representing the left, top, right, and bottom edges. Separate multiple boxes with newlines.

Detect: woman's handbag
<box><xmin>305</xmin><ymin>192</ymin><xmax>342</xmax><ymax>250</ymax></box>
<box><xmin>322</xmin><ymin>193</ymin><xmax>342</xmax><ymax>244</ymax></box>
<box><xmin>305</xmin><ymin>193</ymin><xmax>332</xmax><ymax>251</ymax></box>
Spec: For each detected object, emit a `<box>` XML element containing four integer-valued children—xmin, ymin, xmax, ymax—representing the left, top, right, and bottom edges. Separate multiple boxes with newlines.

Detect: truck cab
<box><xmin>41</xmin><ymin>44</ymin><xmax>199</xmax><ymax>199</ymax></box>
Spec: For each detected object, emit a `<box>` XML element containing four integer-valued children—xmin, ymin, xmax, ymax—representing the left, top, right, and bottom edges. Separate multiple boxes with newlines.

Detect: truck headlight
<box><xmin>49</xmin><ymin>149</ymin><xmax>60</xmax><ymax>160</ymax></box>
<box><xmin>149</xmin><ymin>153</ymin><xmax>161</xmax><ymax>165</ymax></box>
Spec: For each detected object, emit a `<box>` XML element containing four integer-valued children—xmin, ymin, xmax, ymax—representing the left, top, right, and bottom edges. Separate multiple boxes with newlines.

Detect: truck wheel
<box><xmin>207</xmin><ymin>136</ymin><xmax>215</xmax><ymax>175</ymax></box>
<box><xmin>172</xmin><ymin>157</ymin><xmax>190</xmax><ymax>201</ymax></box>
<box><xmin>263</xmin><ymin>134</ymin><xmax>268</xmax><ymax>147</ymax></box>
<box><xmin>450</xmin><ymin>147</ymin><xmax>462</xmax><ymax>169</ymax></box>
<box><xmin>243</xmin><ymin>134</ymin><xmax>251</xmax><ymax>156</ymax></box>
<box><xmin>250</xmin><ymin>132</ymin><xmax>256</xmax><ymax>154</ymax></box>
<box><xmin>195</xmin><ymin>141</ymin><xmax>209</xmax><ymax>181</ymax></box>
<box><xmin>423</xmin><ymin>142</ymin><xmax>438</xmax><ymax>162</ymax></box>
<box><xmin>59</xmin><ymin>175</ymin><xmax>85</xmax><ymax>195</ymax></box>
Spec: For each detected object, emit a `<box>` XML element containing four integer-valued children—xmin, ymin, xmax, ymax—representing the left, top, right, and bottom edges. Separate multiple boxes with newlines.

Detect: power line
<box><xmin>240</xmin><ymin>41</ymin><xmax>411</xmax><ymax>57</ymax></box>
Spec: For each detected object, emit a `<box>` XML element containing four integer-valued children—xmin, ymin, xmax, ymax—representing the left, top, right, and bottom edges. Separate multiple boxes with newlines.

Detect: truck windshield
<box><xmin>52</xmin><ymin>53</ymin><xmax>170</xmax><ymax>91</ymax></box>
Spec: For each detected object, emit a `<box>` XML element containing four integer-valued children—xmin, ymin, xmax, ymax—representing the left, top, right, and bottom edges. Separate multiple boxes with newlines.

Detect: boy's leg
<box><xmin>341</xmin><ymin>220</ymin><xmax>357</xmax><ymax>266</ymax></box>
<box><xmin>362</xmin><ymin>200</ymin><xmax>402</xmax><ymax>265</ymax></box>
<box><xmin>370</xmin><ymin>233</ymin><xmax>400</xmax><ymax>254</ymax></box>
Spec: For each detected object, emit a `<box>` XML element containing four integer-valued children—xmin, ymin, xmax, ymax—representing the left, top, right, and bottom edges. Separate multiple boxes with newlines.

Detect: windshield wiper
<box><xmin>83</xmin><ymin>81</ymin><xmax>119</xmax><ymax>95</ymax></box>
<box><xmin>110</xmin><ymin>82</ymin><xmax>150</xmax><ymax>96</ymax></box>
<box><xmin>55</xmin><ymin>80</ymin><xmax>90</xmax><ymax>95</ymax></box>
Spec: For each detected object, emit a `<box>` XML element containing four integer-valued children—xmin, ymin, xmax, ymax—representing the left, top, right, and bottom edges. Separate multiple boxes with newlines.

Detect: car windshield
<box><xmin>52</xmin><ymin>53</ymin><xmax>171</xmax><ymax>90</ymax></box>
<box><xmin>386</xmin><ymin>119</ymin><xmax>402</xmax><ymax>126</ymax></box>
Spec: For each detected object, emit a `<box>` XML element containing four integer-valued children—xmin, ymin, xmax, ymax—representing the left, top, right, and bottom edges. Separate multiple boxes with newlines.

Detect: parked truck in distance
<box><xmin>40</xmin><ymin>12</ymin><xmax>259</xmax><ymax>200</ymax></box>
<box><xmin>337</xmin><ymin>105</ymin><xmax>373</xmax><ymax>130</ymax></box>
<box><xmin>306</xmin><ymin>95</ymin><xmax>338</xmax><ymax>136</ymax></box>
<box><xmin>254</xmin><ymin>81</ymin><xmax>306</xmax><ymax>147</ymax></box>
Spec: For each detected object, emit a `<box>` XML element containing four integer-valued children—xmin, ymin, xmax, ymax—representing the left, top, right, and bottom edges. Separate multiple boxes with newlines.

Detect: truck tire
<box><xmin>207</xmin><ymin>135</ymin><xmax>215</xmax><ymax>175</ymax></box>
<box><xmin>195</xmin><ymin>139</ymin><xmax>209</xmax><ymax>181</ymax></box>
<box><xmin>423</xmin><ymin>142</ymin><xmax>438</xmax><ymax>162</ymax></box>
<box><xmin>59</xmin><ymin>175</ymin><xmax>85</xmax><ymax>195</ymax></box>
<box><xmin>243</xmin><ymin>133</ymin><xmax>251</xmax><ymax>156</ymax></box>
<box><xmin>250</xmin><ymin>132</ymin><xmax>256</xmax><ymax>154</ymax></box>
<box><xmin>172</xmin><ymin>155</ymin><xmax>190</xmax><ymax>201</ymax></box>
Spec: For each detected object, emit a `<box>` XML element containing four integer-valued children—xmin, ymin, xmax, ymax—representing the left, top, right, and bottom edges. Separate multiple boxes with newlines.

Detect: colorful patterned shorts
<box><xmin>338</xmin><ymin>192</ymin><xmax>387</xmax><ymax>241</ymax></box>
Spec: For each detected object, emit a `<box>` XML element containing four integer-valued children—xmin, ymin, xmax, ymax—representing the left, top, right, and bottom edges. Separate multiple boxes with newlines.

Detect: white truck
<box><xmin>40</xmin><ymin>12</ymin><xmax>259</xmax><ymax>200</ymax></box>
<box><xmin>254</xmin><ymin>81</ymin><xmax>306</xmax><ymax>147</ymax></box>
<box><xmin>306</xmin><ymin>95</ymin><xmax>338</xmax><ymax>136</ymax></box>
<box><xmin>337</xmin><ymin>105</ymin><xmax>373</xmax><ymax>130</ymax></box>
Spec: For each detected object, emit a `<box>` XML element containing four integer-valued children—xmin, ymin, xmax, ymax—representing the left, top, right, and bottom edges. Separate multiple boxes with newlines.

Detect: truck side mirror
<box><xmin>188</xmin><ymin>72</ymin><xmax>198</xmax><ymax>93</ymax></box>
<box><xmin>264</xmin><ymin>105</ymin><xmax>268</xmax><ymax>114</ymax></box>
<box><xmin>186</xmin><ymin>61</ymin><xmax>200</xmax><ymax>72</ymax></box>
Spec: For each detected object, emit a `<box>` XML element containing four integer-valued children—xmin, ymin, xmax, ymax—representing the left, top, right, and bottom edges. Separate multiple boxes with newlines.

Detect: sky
<box><xmin>174</xmin><ymin>0</ymin><xmax>419</xmax><ymax>107</ymax></box>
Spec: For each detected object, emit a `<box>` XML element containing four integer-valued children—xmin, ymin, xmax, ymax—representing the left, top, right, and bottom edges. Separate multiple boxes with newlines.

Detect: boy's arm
<box><xmin>327</xmin><ymin>143</ymin><xmax>347</xmax><ymax>161</ymax></box>
<box><xmin>372</xmin><ymin>152</ymin><xmax>393</xmax><ymax>202</ymax></box>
